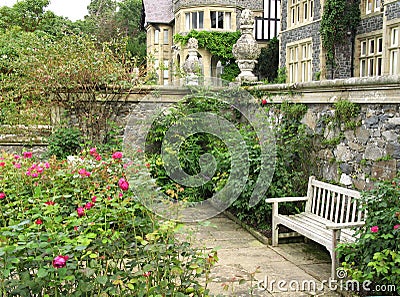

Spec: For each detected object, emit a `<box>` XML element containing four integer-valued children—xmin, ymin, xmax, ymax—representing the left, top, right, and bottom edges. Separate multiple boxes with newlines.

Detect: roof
<box><xmin>142</xmin><ymin>0</ymin><xmax>174</xmax><ymax>26</ymax></box>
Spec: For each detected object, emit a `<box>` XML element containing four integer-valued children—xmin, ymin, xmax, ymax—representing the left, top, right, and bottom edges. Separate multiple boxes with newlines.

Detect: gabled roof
<box><xmin>142</xmin><ymin>0</ymin><xmax>174</xmax><ymax>26</ymax></box>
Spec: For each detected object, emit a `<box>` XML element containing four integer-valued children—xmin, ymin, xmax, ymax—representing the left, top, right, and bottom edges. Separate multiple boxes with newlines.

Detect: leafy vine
<box><xmin>174</xmin><ymin>30</ymin><xmax>241</xmax><ymax>81</ymax></box>
<box><xmin>320</xmin><ymin>0</ymin><xmax>360</xmax><ymax>69</ymax></box>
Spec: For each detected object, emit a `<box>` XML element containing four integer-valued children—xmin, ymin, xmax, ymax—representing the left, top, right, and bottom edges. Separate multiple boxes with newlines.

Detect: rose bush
<box><xmin>337</xmin><ymin>177</ymin><xmax>400</xmax><ymax>296</ymax></box>
<box><xmin>0</xmin><ymin>150</ymin><xmax>216</xmax><ymax>296</ymax></box>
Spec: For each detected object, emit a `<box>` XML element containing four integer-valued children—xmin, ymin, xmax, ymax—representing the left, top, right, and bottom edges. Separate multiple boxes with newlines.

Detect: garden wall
<box><xmin>2</xmin><ymin>76</ymin><xmax>400</xmax><ymax>189</ymax></box>
<box><xmin>252</xmin><ymin>75</ymin><xmax>400</xmax><ymax>190</ymax></box>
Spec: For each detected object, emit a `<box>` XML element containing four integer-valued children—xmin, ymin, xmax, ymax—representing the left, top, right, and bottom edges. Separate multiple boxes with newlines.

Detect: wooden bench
<box><xmin>266</xmin><ymin>176</ymin><xmax>366</xmax><ymax>279</ymax></box>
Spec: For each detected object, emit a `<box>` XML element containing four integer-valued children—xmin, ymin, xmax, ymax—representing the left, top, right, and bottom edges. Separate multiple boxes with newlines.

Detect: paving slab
<box><xmin>182</xmin><ymin>213</ymin><xmax>343</xmax><ymax>297</ymax></box>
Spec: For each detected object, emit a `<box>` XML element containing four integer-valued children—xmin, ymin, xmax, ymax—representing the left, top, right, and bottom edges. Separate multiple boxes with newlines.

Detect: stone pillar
<box><xmin>232</xmin><ymin>9</ymin><xmax>261</xmax><ymax>83</ymax></box>
<box><xmin>183</xmin><ymin>38</ymin><xmax>200</xmax><ymax>85</ymax></box>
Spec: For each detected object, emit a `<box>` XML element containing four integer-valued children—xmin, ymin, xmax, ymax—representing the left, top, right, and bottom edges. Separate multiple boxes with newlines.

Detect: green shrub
<box><xmin>47</xmin><ymin>126</ymin><xmax>82</xmax><ymax>159</ymax></box>
<box><xmin>256</xmin><ymin>37</ymin><xmax>279</xmax><ymax>82</ymax></box>
<box><xmin>337</xmin><ymin>177</ymin><xmax>400</xmax><ymax>296</ymax></box>
<box><xmin>145</xmin><ymin>90</ymin><xmax>312</xmax><ymax>230</ymax></box>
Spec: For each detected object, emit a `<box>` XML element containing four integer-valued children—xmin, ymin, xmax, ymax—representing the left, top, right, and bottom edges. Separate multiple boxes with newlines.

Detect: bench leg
<box><xmin>272</xmin><ymin>202</ymin><xmax>279</xmax><ymax>246</ymax></box>
<box><xmin>330</xmin><ymin>229</ymin><xmax>341</xmax><ymax>279</ymax></box>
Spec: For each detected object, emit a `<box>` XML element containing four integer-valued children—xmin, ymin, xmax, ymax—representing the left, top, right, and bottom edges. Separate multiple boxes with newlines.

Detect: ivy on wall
<box><xmin>174</xmin><ymin>30</ymin><xmax>241</xmax><ymax>81</ymax></box>
<box><xmin>320</xmin><ymin>0</ymin><xmax>360</xmax><ymax>69</ymax></box>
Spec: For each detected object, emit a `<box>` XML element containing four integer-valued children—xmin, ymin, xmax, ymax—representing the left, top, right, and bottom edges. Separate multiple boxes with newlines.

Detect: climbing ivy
<box><xmin>174</xmin><ymin>30</ymin><xmax>241</xmax><ymax>81</ymax></box>
<box><xmin>174</xmin><ymin>30</ymin><xmax>240</xmax><ymax>62</ymax></box>
<box><xmin>320</xmin><ymin>0</ymin><xmax>360</xmax><ymax>69</ymax></box>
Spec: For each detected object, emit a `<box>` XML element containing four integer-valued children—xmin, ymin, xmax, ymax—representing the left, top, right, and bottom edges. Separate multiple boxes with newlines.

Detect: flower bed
<box><xmin>0</xmin><ymin>150</ymin><xmax>215</xmax><ymax>296</ymax></box>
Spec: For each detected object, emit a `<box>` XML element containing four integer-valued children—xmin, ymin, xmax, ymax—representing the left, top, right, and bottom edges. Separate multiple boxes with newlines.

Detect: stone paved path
<box><xmin>181</xmin><ymin>214</ymin><xmax>343</xmax><ymax>297</ymax></box>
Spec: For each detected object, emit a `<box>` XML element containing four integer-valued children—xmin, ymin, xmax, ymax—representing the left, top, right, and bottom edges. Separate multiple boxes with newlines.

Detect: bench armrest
<box><xmin>266</xmin><ymin>196</ymin><xmax>308</xmax><ymax>203</ymax></box>
<box><xmin>326</xmin><ymin>221</ymin><xmax>365</xmax><ymax>230</ymax></box>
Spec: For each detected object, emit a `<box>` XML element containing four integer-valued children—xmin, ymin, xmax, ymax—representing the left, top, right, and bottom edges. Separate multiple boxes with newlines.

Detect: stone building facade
<box><xmin>142</xmin><ymin>0</ymin><xmax>281</xmax><ymax>84</ymax></box>
<box><xmin>280</xmin><ymin>0</ymin><xmax>400</xmax><ymax>82</ymax></box>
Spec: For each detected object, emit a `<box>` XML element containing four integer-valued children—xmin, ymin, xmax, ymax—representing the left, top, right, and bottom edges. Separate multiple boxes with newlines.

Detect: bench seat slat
<box><xmin>276</xmin><ymin>213</ymin><xmax>357</xmax><ymax>250</ymax></box>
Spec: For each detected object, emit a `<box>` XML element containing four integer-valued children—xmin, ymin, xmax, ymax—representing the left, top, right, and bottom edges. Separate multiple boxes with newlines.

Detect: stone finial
<box><xmin>187</xmin><ymin>37</ymin><xmax>198</xmax><ymax>50</ymax></box>
<box><xmin>232</xmin><ymin>9</ymin><xmax>260</xmax><ymax>83</ymax></box>
<box><xmin>239</xmin><ymin>9</ymin><xmax>255</xmax><ymax>27</ymax></box>
<box><xmin>183</xmin><ymin>37</ymin><xmax>200</xmax><ymax>85</ymax></box>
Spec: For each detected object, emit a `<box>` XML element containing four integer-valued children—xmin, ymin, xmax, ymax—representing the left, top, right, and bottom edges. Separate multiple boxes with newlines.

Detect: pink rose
<box><xmin>14</xmin><ymin>155</ymin><xmax>20</xmax><ymax>160</ymax></box>
<box><xmin>35</xmin><ymin>219</ymin><xmax>43</xmax><ymax>225</ymax></box>
<box><xmin>118</xmin><ymin>178</ymin><xmax>129</xmax><ymax>191</ymax></box>
<box><xmin>95</xmin><ymin>155</ymin><xmax>102</xmax><ymax>161</ymax></box>
<box><xmin>77</xmin><ymin>207</ymin><xmax>85</xmax><ymax>217</ymax></box>
<box><xmin>0</xmin><ymin>193</ymin><xmax>5</xmax><ymax>199</ymax></box>
<box><xmin>78</xmin><ymin>168</ymin><xmax>91</xmax><ymax>177</ymax></box>
<box><xmin>36</xmin><ymin>167</ymin><xmax>44</xmax><ymax>173</ymax></box>
<box><xmin>23</xmin><ymin>152</ymin><xmax>32</xmax><ymax>159</ymax></box>
<box><xmin>394</xmin><ymin>224</ymin><xmax>400</xmax><ymax>230</ymax></box>
<box><xmin>370</xmin><ymin>226</ymin><xmax>379</xmax><ymax>233</ymax></box>
<box><xmin>0</xmin><ymin>162</ymin><xmax>5</xmax><ymax>167</ymax></box>
<box><xmin>89</xmin><ymin>148</ymin><xmax>97</xmax><ymax>156</ymax></box>
<box><xmin>44</xmin><ymin>162</ymin><xmax>50</xmax><ymax>169</ymax></box>
<box><xmin>91</xmin><ymin>196</ymin><xmax>97</xmax><ymax>203</ymax></box>
<box><xmin>52</xmin><ymin>255</ymin><xmax>69</xmax><ymax>268</ymax></box>
<box><xmin>112</xmin><ymin>152</ymin><xmax>123</xmax><ymax>159</ymax></box>
<box><xmin>31</xmin><ymin>173</ymin><xmax>38</xmax><ymax>178</ymax></box>
<box><xmin>14</xmin><ymin>163</ymin><xmax>21</xmax><ymax>169</ymax></box>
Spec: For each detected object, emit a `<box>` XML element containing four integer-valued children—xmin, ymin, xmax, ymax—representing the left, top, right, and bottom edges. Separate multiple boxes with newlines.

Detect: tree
<box><xmin>0</xmin><ymin>0</ymin><xmax>50</xmax><ymax>32</ymax></box>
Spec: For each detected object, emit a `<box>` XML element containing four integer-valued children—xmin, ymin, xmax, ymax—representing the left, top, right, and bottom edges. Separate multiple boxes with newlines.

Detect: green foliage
<box><xmin>234</xmin><ymin>101</ymin><xmax>312</xmax><ymax>228</ymax></box>
<box><xmin>145</xmin><ymin>92</ymin><xmax>312</xmax><ymax>230</ymax></box>
<box><xmin>174</xmin><ymin>30</ymin><xmax>241</xmax><ymax>81</ymax></box>
<box><xmin>256</xmin><ymin>37</ymin><xmax>279</xmax><ymax>82</ymax></box>
<box><xmin>0</xmin><ymin>150</ymin><xmax>214</xmax><ymax>296</ymax></box>
<box><xmin>47</xmin><ymin>126</ymin><xmax>82</xmax><ymax>159</ymax></box>
<box><xmin>320</xmin><ymin>0</ymin><xmax>360</xmax><ymax>67</ymax></box>
<box><xmin>337</xmin><ymin>178</ymin><xmax>400</xmax><ymax>295</ymax></box>
<box><xmin>274</xmin><ymin>67</ymin><xmax>287</xmax><ymax>84</ymax></box>
<box><xmin>220</xmin><ymin>62</ymin><xmax>240</xmax><ymax>82</ymax></box>
<box><xmin>174</xmin><ymin>30</ymin><xmax>240</xmax><ymax>63</ymax></box>
<box><xmin>333</xmin><ymin>99</ymin><xmax>360</xmax><ymax>129</ymax></box>
<box><xmin>333</xmin><ymin>99</ymin><xmax>360</xmax><ymax>122</ymax></box>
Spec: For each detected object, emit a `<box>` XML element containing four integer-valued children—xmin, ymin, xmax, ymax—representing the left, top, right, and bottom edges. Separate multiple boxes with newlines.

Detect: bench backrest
<box><xmin>305</xmin><ymin>176</ymin><xmax>365</xmax><ymax>224</ymax></box>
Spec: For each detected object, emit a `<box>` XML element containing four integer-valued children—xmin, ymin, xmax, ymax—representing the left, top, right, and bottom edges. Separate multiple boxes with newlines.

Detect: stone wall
<box><xmin>357</xmin><ymin>14</ymin><xmax>383</xmax><ymax>35</ymax></box>
<box><xmin>279</xmin><ymin>22</ymin><xmax>322</xmax><ymax>79</ymax></box>
<box><xmin>3</xmin><ymin>78</ymin><xmax>400</xmax><ymax>189</ymax></box>
<box><xmin>251</xmin><ymin>76</ymin><xmax>400</xmax><ymax>190</ymax></box>
<box><xmin>387</xmin><ymin>0</ymin><xmax>400</xmax><ymax>21</ymax></box>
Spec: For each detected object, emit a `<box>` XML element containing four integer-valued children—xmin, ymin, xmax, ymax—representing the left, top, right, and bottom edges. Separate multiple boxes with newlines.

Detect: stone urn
<box><xmin>183</xmin><ymin>37</ymin><xmax>200</xmax><ymax>85</ymax></box>
<box><xmin>232</xmin><ymin>9</ymin><xmax>261</xmax><ymax>82</ymax></box>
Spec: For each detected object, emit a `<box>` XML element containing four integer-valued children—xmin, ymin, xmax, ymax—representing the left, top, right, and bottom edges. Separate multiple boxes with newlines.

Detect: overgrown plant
<box><xmin>337</xmin><ymin>177</ymin><xmax>400</xmax><ymax>296</ymax></box>
<box><xmin>320</xmin><ymin>0</ymin><xmax>360</xmax><ymax>76</ymax></box>
<box><xmin>145</xmin><ymin>89</ymin><xmax>312</xmax><ymax>231</ymax></box>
